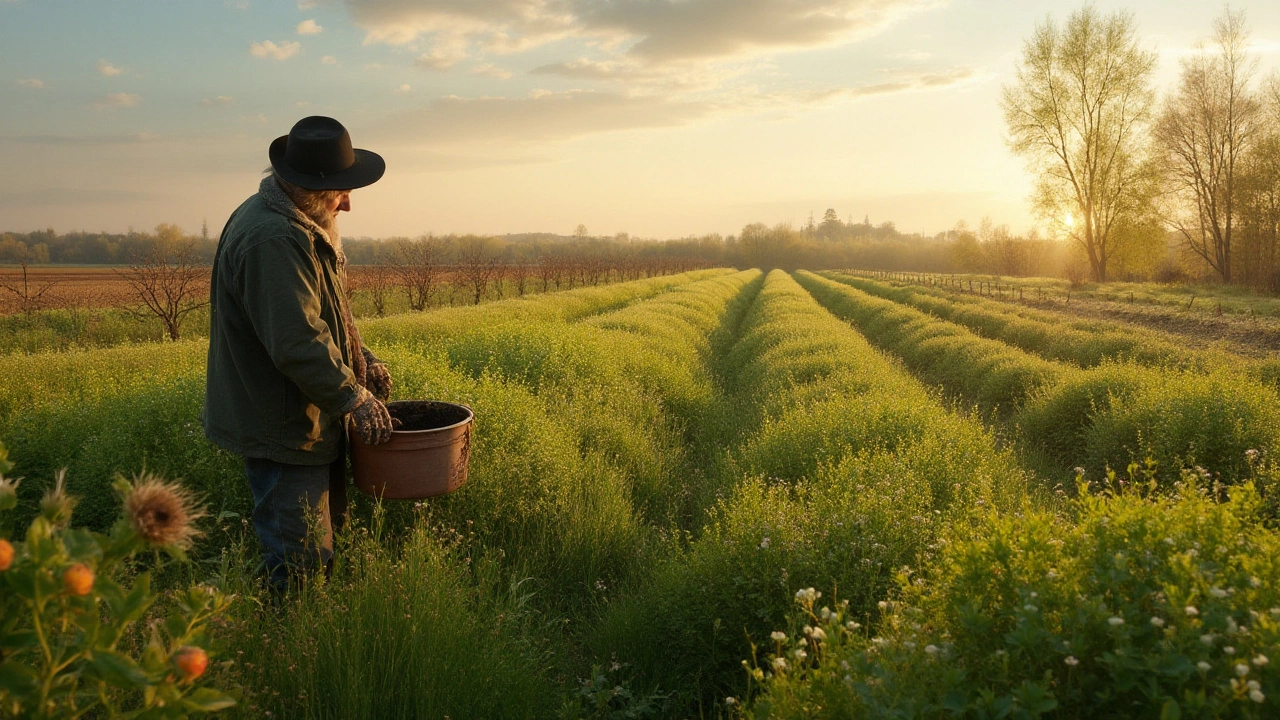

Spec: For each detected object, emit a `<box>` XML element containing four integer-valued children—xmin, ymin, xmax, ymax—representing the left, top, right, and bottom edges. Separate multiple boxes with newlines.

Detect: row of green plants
<box><xmin>2</xmin><ymin>268</ymin><xmax>753</xmax><ymax>718</ymax></box>
<box><xmin>868</xmin><ymin>270</ymin><xmax>1280</xmax><ymax>318</ymax></box>
<box><xmin>824</xmin><ymin>272</ymin><xmax>1280</xmax><ymax>389</ymax></box>
<box><xmin>0</xmin><ymin>269</ymin><xmax>724</xmax><ymax>532</ymax></box>
<box><xmin>796</xmin><ymin>271</ymin><xmax>1280</xmax><ymax>484</ymax></box>
<box><xmin>588</xmin><ymin>270</ymin><xmax>1033</xmax><ymax>713</ymax></box>
<box><xmin>9</xmin><ymin>265</ymin><xmax>1280</xmax><ymax>718</ymax></box>
<box><xmin>0</xmin><ymin>268</ymin><xmax>702</xmax><ymax>357</ymax></box>
<box><xmin>220</xmin><ymin>269</ymin><xmax>768</xmax><ymax>718</ymax></box>
<box><xmin>746</xmin><ymin>467</ymin><xmax>1280</xmax><ymax>718</ymax></box>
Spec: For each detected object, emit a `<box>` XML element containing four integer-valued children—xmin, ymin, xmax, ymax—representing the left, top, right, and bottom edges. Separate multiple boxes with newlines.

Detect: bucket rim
<box><xmin>386</xmin><ymin>400</ymin><xmax>474</xmax><ymax>435</ymax></box>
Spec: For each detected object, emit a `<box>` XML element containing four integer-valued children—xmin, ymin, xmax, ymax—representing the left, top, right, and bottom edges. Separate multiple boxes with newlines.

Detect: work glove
<box><xmin>362</xmin><ymin>347</ymin><xmax>393</xmax><ymax>402</ymax></box>
<box><xmin>349</xmin><ymin>387</ymin><xmax>394</xmax><ymax>445</ymax></box>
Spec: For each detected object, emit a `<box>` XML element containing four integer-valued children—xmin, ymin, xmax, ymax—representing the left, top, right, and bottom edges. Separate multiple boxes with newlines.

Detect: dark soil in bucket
<box><xmin>387</xmin><ymin>401</ymin><xmax>471</xmax><ymax>431</ymax></box>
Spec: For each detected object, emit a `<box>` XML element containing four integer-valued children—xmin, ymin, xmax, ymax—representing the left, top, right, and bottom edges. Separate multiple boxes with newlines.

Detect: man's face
<box><xmin>326</xmin><ymin>191</ymin><xmax>351</xmax><ymax>218</ymax></box>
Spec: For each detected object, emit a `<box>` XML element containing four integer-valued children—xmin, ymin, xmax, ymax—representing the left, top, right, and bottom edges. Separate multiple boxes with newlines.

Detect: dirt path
<box><xmin>1022</xmin><ymin>296</ymin><xmax>1280</xmax><ymax>357</ymax></box>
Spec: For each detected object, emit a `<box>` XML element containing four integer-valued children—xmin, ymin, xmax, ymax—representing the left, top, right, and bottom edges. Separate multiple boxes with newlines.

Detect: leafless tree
<box><xmin>509</xmin><ymin>258</ymin><xmax>530</xmax><ymax>296</ymax></box>
<box><xmin>456</xmin><ymin>237</ymin><xmax>500</xmax><ymax>305</ymax></box>
<box><xmin>0</xmin><ymin>260</ymin><xmax>61</xmax><ymax>315</ymax></box>
<box><xmin>1155</xmin><ymin>8</ymin><xmax>1264</xmax><ymax>283</ymax></box>
<box><xmin>354</xmin><ymin>264</ymin><xmax>395</xmax><ymax>316</ymax></box>
<box><xmin>1002</xmin><ymin>6</ymin><xmax>1158</xmax><ymax>282</ymax></box>
<box><xmin>391</xmin><ymin>236</ymin><xmax>442</xmax><ymax>311</ymax></box>
<box><xmin>116</xmin><ymin>241</ymin><xmax>209</xmax><ymax>341</ymax></box>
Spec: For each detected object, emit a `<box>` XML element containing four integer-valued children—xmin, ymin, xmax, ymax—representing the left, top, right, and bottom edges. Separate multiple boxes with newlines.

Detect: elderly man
<box><xmin>203</xmin><ymin>116</ymin><xmax>394</xmax><ymax>589</ymax></box>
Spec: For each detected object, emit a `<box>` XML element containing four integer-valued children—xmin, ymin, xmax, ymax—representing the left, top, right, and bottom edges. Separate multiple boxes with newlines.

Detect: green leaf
<box><xmin>165</xmin><ymin>613</ymin><xmax>191</xmax><ymax>642</ymax></box>
<box><xmin>116</xmin><ymin>573</ymin><xmax>156</xmax><ymax>625</ymax></box>
<box><xmin>0</xmin><ymin>660</ymin><xmax>39</xmax><ymax>698</ymax></box>
<box><xmin>63</xmin><ymin>527</ymin><xmax>102</xmax><ymax>562</ymax></box>
<box><xmin>90</xmin><ymin>649</ymin><xmax>153</xmax><ymax>688</ymax></box>
<box><xmin>1161</xmin><ymin>698</ymin><xmax>1181</xmax><ymax>720</ymax></box>
<box><xmin>0</xmin><ymin>629</ymin><xmax>38</xmax><ymax>652</ymax></box>
<box><xmin>181</xmin><ymin>687</ymin><xmax>238</xmax><ymax>712</ymax></box>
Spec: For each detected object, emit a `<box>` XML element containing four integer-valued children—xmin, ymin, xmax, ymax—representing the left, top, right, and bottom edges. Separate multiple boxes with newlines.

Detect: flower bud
<box><xmin>0</xmin><ymin>539</ymin><xmax>14</xmax><ymax>571</ymax></box>
<box><xmin>173</xmin><ymin>646</ymin><xmax>209</xmax><ymax>680</ymax></box>
<box><xmin>63</xmin><ymin>563</ymin><xmax>94</xmax><ymax>596</ymax></box>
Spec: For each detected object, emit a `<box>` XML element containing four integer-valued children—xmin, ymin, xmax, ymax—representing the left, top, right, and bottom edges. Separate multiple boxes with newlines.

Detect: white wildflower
<box><xmin>772</xmin><ymin>657</ymin><xmax>788</xmax><ymax>671</ymax></box>
<box><xmin>811</xmin><ymin>627</ymin><xmax>827</xmax><ymax>641</ymax></box>
<box><xmin>771</xmin><ymin>631</ymin><xmax>786</xmax><ymax>642</ymax></box>
<box><xmin>1064</xmin><ymin>656</ymin><xmax>1079</xmax><ymax>666</ymax></box>
<box><xmin>925</xmin><ymin>645</ymin><xmax>940</xmax><ymax>655</ymax></box>
<box><xmin>1186</xmin><ymin>606</ymin><xmax>1200</xmax><ymax>617</ymax></box>
<box><xmin>1236</xmin><ymin>663</ymin><xmax>1249</xmax><ymax>677</ymax></box>
<box><xmin>1254</xmin><ymin>654</ymin><xmax>1269</xmax><ymax>667</ymax></box>
<box><xmin>1250</xmin><ymin>688</ymin><xmax>1265</xmax><ymax>703</ymax></box>
<box><xmin>1108</xmin><ymin>616</ymin><xmax>1125</xmax><ymax>627</ymax></box>
<box><xmin>1198</xmin><ymin>661</ymin><xmax>1212</xmax><ymax>672</ymax></box>
<box><xmin>1150</xmin><ymin>617</ymin><xmax>1166</xmax><ymax>627</ymax></box>
<box><xmin>759</xmin><ymin>537</ymin><xmax>770</xmax><ymax>549</ymax></box>
<box><xmin>1211</xmin><ymin>587</ymin><xmax>1228</xmax><ymax>599</ymax></box>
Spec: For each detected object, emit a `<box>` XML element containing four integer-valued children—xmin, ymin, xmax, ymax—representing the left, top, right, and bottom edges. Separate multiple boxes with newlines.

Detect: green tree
<box><xmin>1002</xmin><ymin>6</ymin><xmax>1158</xmax><ymax>282</ymax></box>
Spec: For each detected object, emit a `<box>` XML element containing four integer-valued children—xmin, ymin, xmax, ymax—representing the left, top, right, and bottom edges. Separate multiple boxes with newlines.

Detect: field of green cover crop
<box><xmin>2</xmin><ymin>268</ymin><xmax>1280</xmax><ymax>718</ymax></box>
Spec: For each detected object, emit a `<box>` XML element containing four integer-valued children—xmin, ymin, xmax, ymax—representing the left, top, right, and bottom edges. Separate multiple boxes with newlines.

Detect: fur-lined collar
<box><xmin>258</xmin><ymin>176</ymin><xmax>345</xmax><ymax>264</ymax></box>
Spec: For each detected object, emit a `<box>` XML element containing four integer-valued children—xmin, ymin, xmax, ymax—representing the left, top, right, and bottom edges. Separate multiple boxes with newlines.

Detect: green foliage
<box><xmin>593</xmin><ymin>272</ymin><xmax>1027</xmax><ymax>711</ymax></box>
<box><xmin>221</xmin><ymin>511</ymin><xmax>555</xmax><ymax>720</ymax></box>
<box><xmin>0</xmin><ymin>453</ymin><xmax>235</xmax><ymax>718</ymax></box>
<box><xmin>748</xmin><ymin>473</ymin><xmax>1280</xmax><ymax>719</ymax></box>
<box><xmin>798</xmin><ymin>271</ymin><xmax>1280</xmax><ymax>483</ymax></box>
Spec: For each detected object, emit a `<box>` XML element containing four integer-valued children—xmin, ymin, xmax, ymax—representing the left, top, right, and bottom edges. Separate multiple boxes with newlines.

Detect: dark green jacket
<box><xmin>202</xmin><ymin>177</ymin><xmax>361</xmax><ymax>464</ymax></box>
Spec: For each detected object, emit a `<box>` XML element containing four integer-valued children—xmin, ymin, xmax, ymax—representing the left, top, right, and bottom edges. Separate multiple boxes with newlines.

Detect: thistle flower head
<box><xmin>39</xmin><ymin>470</ymin><xmax>76</xmax><ymax>527</ymax></box>
<box><xmin>120</xmin><ymin>472</ymin><xmax>205</xmax><ymax>549</ymax></box>
<box><xmin>0</xmin><ymin>474</ymin><xmax>19</xmax><ymax>512</ymax></box>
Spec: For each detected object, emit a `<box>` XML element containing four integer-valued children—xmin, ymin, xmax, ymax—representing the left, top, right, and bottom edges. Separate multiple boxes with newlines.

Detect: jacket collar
<box><xmin>258</xmin><ymin>176</ymin><xmax>345</xmax><ymax>264</ymax></box>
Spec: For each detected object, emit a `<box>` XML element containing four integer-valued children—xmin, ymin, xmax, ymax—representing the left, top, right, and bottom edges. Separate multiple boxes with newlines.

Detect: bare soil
<box><xmin>1023</xmin><ymin>296</ymin><xmax>1280</xmax><ymax>357</ymax></box>
<box><xmin>387</xmin><ymin>400</ymin><xmax>472</xmax><ymax>431</ymax></box>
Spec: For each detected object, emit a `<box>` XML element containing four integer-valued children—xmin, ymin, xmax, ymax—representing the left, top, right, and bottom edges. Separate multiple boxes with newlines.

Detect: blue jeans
<box><xmin>243</xmin><ymin>451</ymin><xmax>348</xmax><ymax>590</ymax></box>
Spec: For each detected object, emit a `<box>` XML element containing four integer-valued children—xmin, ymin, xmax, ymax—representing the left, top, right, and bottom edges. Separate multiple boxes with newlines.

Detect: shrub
<box><xmin>749</xmin><ymin>470</ymin><xmax>1280</xmax><ymax>718</ymax></box>
<box><xmin>0</xmin><ymin>443</ymin><xmax>235</xmax><ymax>718</ymax></box>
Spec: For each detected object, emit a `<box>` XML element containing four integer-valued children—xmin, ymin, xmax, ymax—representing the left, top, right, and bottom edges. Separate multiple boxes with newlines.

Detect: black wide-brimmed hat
<box><xmin>269</xmin><ymin>116</ymin><xmax>385</xmax><ymax>190</ymax></box>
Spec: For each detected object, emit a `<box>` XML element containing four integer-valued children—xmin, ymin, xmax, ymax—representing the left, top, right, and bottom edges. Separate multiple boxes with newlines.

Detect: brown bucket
<box><xmin>350</xmin><ymin>400</ymin><xmax>473</xmax><ymax>500</ymax></box>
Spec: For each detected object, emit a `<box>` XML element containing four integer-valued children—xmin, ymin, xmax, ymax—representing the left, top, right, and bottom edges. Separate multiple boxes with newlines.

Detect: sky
<box><xmin>2</xmin><ymin>0</ymin><xmax>1279</xmax><ymax>241</ymax></box>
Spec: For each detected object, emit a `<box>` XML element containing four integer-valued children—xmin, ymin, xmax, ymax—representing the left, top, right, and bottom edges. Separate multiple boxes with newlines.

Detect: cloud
<box><xmin>297</xmin><ymin>19</ymin><xmax>323</xmax><ymax>35</ymax></box>
<box><xmin>471</xmin><ymin>63</ymin><xmax>512</xmax><ymax>79</ymax></box>
<box><xmin>341</xmin><ymin>0</ymin><xmax>937</xmax><ymax>65</ymax></box>
<box><xmin>800</xmin><ymin>66</ymin><xmax>979</xmax><ymax>103</ymax></box>
<box><xmin>586</xmin><ymin>0</ymin><xmax>938</xmax><ymax>62</ymax></box>
<box><xmin>414</xmin><ymin>34</ymin><xmax>469</xmax><ymax>70</ymax></box>
<box><xmin>375</xmin><ymin>89</ymin><xmax>714</xmax><ymax>147</ymax></box>
<box><xmin>297</xmin><ymin>0</ymin><xmax>316</xmax><ymax>8</ymax></box>
<box><xmin>97</xmin><ymin>59</ymin><xmax>123</xmax><ymax>76</ymax></box>
<box><xmin>250</xmin><ymin>40</ymin><xmax>301</xmax><ymax>60</ymax></box>
<box><xmin>322</xmin><ymin>55</ymin><xmax>338</xmax><ymax>65</ymax></box>
<box><xmin>17</xmin><ymin>78</ymin><xmax>44</xmax><ymax>89</ymax></box>
<box><xmin>394</xmin><ymin>83</ymin><xmax>412</xmax><ymax>93</ymax></box>
<box><xmin>201</xmin><ymin>95</ymin><xmax>236</xmax><ymax>106</ymax></box>
<box><xmin>92</xmin><ymin>93</ymin><xmax>141</xmax><ymax>108</ymax></box>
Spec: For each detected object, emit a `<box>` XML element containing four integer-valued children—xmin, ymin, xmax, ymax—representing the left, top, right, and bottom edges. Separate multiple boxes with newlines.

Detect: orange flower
<box><xmin>0</xmin><ymin>539</ymin><xmax>13</xmax><ymax>571</ymax></box>
<box><xmin>63</xmin><ymin>563</ymin><xmax>94</xmax><ymax>596</ymax></box>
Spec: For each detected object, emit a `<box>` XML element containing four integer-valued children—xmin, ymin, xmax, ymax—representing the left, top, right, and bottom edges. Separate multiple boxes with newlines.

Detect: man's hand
<box><xmin>362</xmin><ymin>347</ymin><xmax>393</xmax><ymax>402</ymax></box>
<box><xmin>349</xmin><ymin>388</ymin><xmax>393</xmax><ymax>445</ymax></box>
